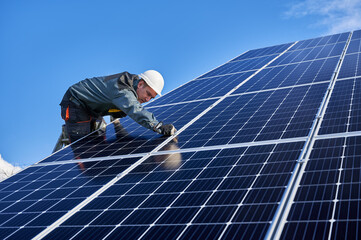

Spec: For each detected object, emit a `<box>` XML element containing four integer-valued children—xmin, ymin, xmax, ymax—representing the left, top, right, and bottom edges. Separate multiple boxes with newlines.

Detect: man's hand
<box><xmin>154</xmin><ymin>122</ymin><xmax>177</xmax><ymax>136</ymax></box>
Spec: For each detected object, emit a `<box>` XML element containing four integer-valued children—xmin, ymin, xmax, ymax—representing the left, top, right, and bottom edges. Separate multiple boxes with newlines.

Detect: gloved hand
<box><xmin>154</xmin><ymin>122</ymin><xmax>177</xmax><ymax>136</ymax></box>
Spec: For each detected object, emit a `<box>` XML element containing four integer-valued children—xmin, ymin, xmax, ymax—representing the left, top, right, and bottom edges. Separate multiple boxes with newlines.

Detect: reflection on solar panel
<box><xmin>1</xmin><ymin>30</ymin><xmax>361</xmax><ymax>240</ymax></box>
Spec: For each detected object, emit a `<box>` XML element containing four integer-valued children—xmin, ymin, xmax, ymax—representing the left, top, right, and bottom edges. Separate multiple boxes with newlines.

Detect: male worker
<box><xmin>60</xmin><ymin>70</ymin><xmax>176</xmax><ymax>143</ymax></box>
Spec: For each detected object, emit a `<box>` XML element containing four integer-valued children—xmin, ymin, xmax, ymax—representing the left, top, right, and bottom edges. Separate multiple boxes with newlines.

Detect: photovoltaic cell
<box><xmin>176</xmin><ymin>83</ymin><xmax>328</xmax><ymax>149</ymax></box>
<box><xmin>198</xmin><ymin>54</ymin><xmax>277</xmax><ymax>79</ymax></box>
<box><xmin>236</xmin><ymin>57</ymin><xmax>339</xmax><ymax>93</ymax></box>
<box><xmin>146</xmin><ymin>71</ymin><xmax>255</xmax><ymax>106</ymax></box>
<box><xmin>351</xmin><ymin>29</ymin><xmax>361</xmax><ymax>40</ymax></box>
<box><xmin>41</xmin><ymin>99</ymin><xmax>216</xmax><ymax>163</ymax></box>
<box><xmin>338</xmin><ymin>53</ymin><xmax>361</xmax><ymax>79</ymax></box>
<box><xmin>281</xmin><ymin>136</ymin><xmax>361</xmax><ymax>239</ymax></box>
<box><xmin>41</xmin><ymin>141</ymin><xmax>304</xmax><ymax>240</ymax></box>
<box><xmin>346</xmin><ymin>38</ymin><xmax>361</xmax><ymax>54</ymax></box>
<box><xmin>230</xmin><ymin>43</ymin><xmax>293</xmax><ymax>61</ymax></box>
<box><xmin>0</xmin><ymin>157</ymin><xmax>140</xmax><ymax>239</ymax></box>
<box><xmin>319</xmin><ymin>77</ymin><xmax>361</xmax><ymax>134</ymax></box>
<box><xmin>289</xmin><ymin>32</ymin><xmax>349</xmax><ymax>51</ymax></box>
<box><xmin>269</xmin><ymin>42</ymin><xmax>345</xmax><ymax>67</ymax></box>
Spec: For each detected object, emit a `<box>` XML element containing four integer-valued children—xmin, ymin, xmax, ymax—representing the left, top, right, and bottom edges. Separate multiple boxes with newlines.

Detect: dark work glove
<box><xmin>154</xmin><ymin>122</ymin><xmax>177</xmax><ymax>136</ymax></box>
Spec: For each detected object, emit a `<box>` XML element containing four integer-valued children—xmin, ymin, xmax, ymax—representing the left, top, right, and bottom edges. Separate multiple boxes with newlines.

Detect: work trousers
<box><xmin>60</xmin><ymin>90</ymin><xmax>95</xmax><ymax>143</ymax></box>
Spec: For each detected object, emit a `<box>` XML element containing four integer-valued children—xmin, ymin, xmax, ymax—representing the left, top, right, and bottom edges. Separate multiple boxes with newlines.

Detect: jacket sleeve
<box><xmin>112</xmin><ymin>89</ymin><xmax>159</xmax><ymax>130</ymax></box>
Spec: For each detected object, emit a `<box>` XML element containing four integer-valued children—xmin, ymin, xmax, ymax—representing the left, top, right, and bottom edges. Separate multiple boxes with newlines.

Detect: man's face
<box><xmin>136</xmin><ymin>80</ymin><xmax>157</xmax><ymax>104</ymax></box>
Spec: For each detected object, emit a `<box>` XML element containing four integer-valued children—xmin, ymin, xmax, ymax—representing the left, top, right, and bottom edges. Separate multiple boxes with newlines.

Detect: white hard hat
<box><xmin>139</xmin><ymin>70</ymin><xmax>164</xmax><ymax>96</ymax></box>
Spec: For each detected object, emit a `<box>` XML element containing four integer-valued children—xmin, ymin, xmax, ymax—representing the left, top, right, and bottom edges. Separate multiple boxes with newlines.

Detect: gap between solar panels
<box><xmin>265</xmin><ymin>31</ymin><xmax>353</xmax><ymax>240</ymax></box>
<box><xmin>32</xmin><ymin>41</ymin><xmax>299</xmax><ymax>240</ymax></box>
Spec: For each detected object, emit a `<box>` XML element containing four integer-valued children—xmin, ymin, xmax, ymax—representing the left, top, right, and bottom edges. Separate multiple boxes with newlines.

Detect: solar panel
<box><xmin>1</xmin><ymin>30</ymin><xmax>361</xmax><ymax>240</ymax></box>
<box><xmin>41</xmin><ymin>142</ymin><xmax>305</xmax><ymax>240</ymax></box>
<box><xmin>280</xmin><ymin>136</ymin><xmax>361</xmax><ymax>239</ymax></box>
<box><xmin>0</xmin><ymin>157</ymin><xmax>141</xmax><ymax>239</ymax></box>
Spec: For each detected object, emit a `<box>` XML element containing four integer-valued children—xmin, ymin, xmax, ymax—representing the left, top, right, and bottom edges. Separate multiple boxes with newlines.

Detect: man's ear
<box><xmin>138</xmin><ymin>79</ymin><xmax>145</xmax><ymax>88</ymax></box>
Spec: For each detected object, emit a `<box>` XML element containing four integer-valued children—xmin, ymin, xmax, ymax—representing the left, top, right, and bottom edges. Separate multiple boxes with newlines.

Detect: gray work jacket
<box><xmin>66</xmin><ymin>72</ymin><xmax>159</xmax><ymax>130</ymax></box>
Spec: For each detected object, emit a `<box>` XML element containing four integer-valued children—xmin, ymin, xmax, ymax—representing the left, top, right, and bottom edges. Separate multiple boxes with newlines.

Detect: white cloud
<box><xmin>285</xmin><ymin>0</ymin><xmax>361</xmax><ymax>34</ymax></box>
<box><xmin>0</xmin><ymin>154</ymin><xmax>22</xmax><ymax>181</ymax></box>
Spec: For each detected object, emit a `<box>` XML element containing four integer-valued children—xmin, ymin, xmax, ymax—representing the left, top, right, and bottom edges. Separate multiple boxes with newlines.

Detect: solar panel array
<box><xmin>1</xmin><ymin>30</ymin><xmax>361</xmax><ymax>240</ymax></box>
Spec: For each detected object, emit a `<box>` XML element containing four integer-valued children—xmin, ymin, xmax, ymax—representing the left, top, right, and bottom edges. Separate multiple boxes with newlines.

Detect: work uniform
<box><xmin>60</xmin><ymin>72</ymin><xmax>159</xmax><ymax>142</ymax></box>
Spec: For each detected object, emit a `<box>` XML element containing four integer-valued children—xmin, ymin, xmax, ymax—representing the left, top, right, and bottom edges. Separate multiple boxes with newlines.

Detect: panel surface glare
<box><xmin>41</xmin><ymin>142</ymin><xmax>304</xmax><ymax>240</ymax></box>
<box><xmin>41</xmin><ymin>99</ymin><xmax>216</xmax><ymax>163</ymax></box>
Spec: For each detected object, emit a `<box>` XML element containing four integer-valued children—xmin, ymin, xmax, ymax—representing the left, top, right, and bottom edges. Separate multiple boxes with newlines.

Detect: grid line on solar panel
<box><xmin>151</xmin><ymin>56</ymin><xmax>339</xmax><ymax>108</ymax></box>
<box><xmin>269</xmin><ymin>42</ymin><xmax>346</xmax><ymax>67</ymax></box>
<box><xmin>0</xmin><ymin>158</ymin><xmax>140</xmax><ymax>239</ymax></box>
<box><xmin>80</xmin><ymin>149</ymin><xmax>243</xmax><ymax>238</ymax></box>
<box><xmin>235</xmin><ymin>56</ymin><xmax>339</xmax><ymax>94</ymax></box>
<box><xmin>279</xmin><ymin>136</ymin><xmax>361</xmax><ymax>239</ymax></box>
<box><xmin>42</xmin><ymin>144</ymin><xmax>300</xmax><ymax>239</ymax></box>
<box><xmin>33</xmin><ymin>144</ymin><xmax>301</xmax><ymax>239</ymax></box>
<box><xmin>287</xmin><ymin>39</ymin><xmax>348</xmax><ymax>53</ymax></box>
<box><xmin>153</xmin><ymin>80</ymin><xmax>332</xmax><ymax>116</ymax></box>
<box><xmin>289</xmin><ymin>32</ymin><xmax>349</xmax><ymax>51</ymax></box>
<box><xmin>319</xmin><ymin>77</ymin><xmax>361</xmax><ymax>135</ymax></box>
<box><xmin>346</xmin><ymin>38</ymin><xmax>361</xmax><ymax>54</ymax></box>
<box><xmin>33</xmin><ymin>135</ymin><xmax>209</xmax><ymax>239</ymax></box>
<box><xmin>177</xmin><ymin>82</ymin><xmax>329</xmax><ymax>149</ymax></box>
<box><xmin>229</xmin><ymin>43</ymin><xmax>295</xmax><ymax>62</ymax></box>
<box><xmin>146</xmin><ymin>71</ymin><xmax>255</xmax><ymax>107</ymax></box>
<box><xmin>338</xmin><ymin>52</ymin><xmax>361</xmax><ymax>79</ymax></box>
<box><xmin>315</xmin><ymin>130</ymin><xmax>361</xmax><ymax>141</ymax></box>
<box><xmin>197</xmin><ymin>54</ymin><xmax>279</xmax><ymax>79</ymax></box>
<box><xmin>40</xmin><ymin>99</ymin><xmax>216</xmax><ymax>163</ymax></box>
<box><xmin>143</xmin><ymin>50</ymin><xmax>253</xmax><ymax>108</ymax></box>
<box><xmin>21</xmin><ymin>136</ymin><xmax>308</xmax><ymax>172</ymax></box>
<box><xmin>316</xmin><ymin>34</ymin><xmax>358</xmax><ymax>137</ymax></box>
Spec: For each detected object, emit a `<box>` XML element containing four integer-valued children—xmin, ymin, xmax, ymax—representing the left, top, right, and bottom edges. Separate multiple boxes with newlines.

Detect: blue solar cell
<box><xmin>230</xmin><ymin>43</ymin><xmax>293</xmax><ymax>62</ymax></box>
<box><xmin>3</xmin><ymin>227</ymin><xmax>46</xmax><ymax>240</ymax></box>
<box><xmin>347</xmin><ymin>39</ymin><xmax>361</xmax><ymax>54</ymax></box>
<box><xmin>289</xmin><ymin>32</ymin><xmax>349</xmax><ymax>51</ymax></box>
<box><xmin>176</xmin><ymin>84</ymin><xmax>327</xmax><ymax>148</ymax></box>
<box><xmin>270</xmin><ymin>42</ymin><xmax>345</xmax><ymax>67</ymax></box>
<box><xmin>70</xmin><ymin>226</ymin><xmax>114</xmax><ymax>240</ymax></box>
<box><xmin>41</xmin><ymin>99</ymin><xmax>216</xmax><ymax>162</ymax></box>
<box><xmin>199</xmin><ymin>55</ymin><xmax>276</xmax><ymax>79</ymax></box>
<box><xmin>320</xmin><ymin>78</ymin><xmax>361</xmax><ymax>134</ymax></box>
<box><xmin>281</xmin><ymin>136</ymin><xmax>361</xmax><ymax>239</ymax></box>
<box><xmin>44</xmin><ymin>141</ymin><xmax>303</xmax><ymax>239</ymax></box>
<box><xmin>338</xmin><ymin>53</ymin><xmax>361</xmax><ymax>79</ymax></box>
<box><xmin>147</xmin><ymin>71</ymin><xmax>254</xmax><ymax>106</ymax></box>
<box><xmin>236</xmin><ymin>57</ymin><xmax>339</xmax><ymax>94</ymax></box>
<box><xmin>351</xmin><ymin>29</ymin><xmax>361</xmax><ymax>40</ymax></box>
<box><xmin>42</xmin><ymin>227</ymin><xmax>82</xmax><ymax>240</ymax></box>
<box><xmin>0</xmin><ymin>157</ymin><xmax>140</xmax><ymax>238</ymax></box>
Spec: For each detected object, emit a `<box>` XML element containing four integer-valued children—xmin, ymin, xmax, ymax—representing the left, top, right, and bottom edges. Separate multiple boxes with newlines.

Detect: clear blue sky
<box><xmin>1</xmin><ymin>0</ymin><xmax>361</xmax><ymax>166</ymax></box>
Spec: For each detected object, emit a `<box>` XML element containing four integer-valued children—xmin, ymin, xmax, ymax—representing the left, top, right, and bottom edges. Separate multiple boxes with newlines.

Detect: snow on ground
<box><xmin>0</xmin><ymin>154</ymin><xmax>22</xmax><ymax>181</ymax></box>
